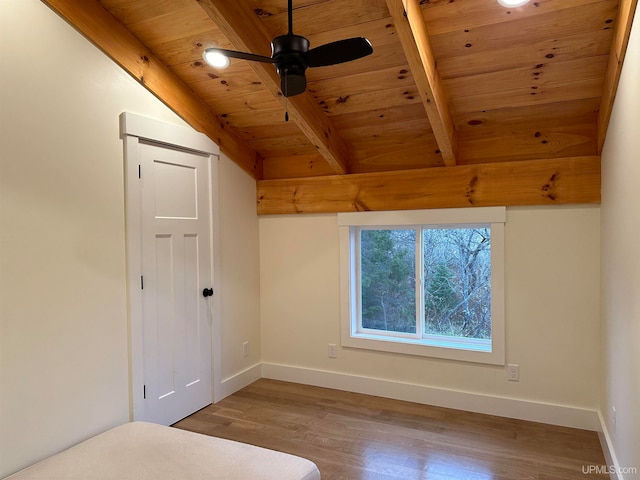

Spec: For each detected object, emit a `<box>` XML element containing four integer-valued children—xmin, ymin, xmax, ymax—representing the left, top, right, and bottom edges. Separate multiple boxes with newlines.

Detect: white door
<box><xmin>140</xmin><ymin>141</ymin><xmax>213</xmax><ymax>425</ymax></box>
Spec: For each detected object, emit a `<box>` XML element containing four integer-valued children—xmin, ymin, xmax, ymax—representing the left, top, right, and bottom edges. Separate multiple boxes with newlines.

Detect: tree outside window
<box><xmin>359</xmin><ymin>227</ymin><xmax>491</xmax><ymax>341</ymax></box>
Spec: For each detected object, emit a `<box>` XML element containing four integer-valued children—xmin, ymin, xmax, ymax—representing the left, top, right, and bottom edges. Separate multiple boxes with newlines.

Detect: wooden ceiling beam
<box><xmin>196</xmin><ymin>0</ymin><xmax>351</xmax><ymax>175</ymax></box>
<box><xmin>41</xmin><ymin>0</ymin><xmax>262</xmax><ymax>179</ymax></box>
<box><xmin>257</xmin><ymin>156</ymin><xmax>600</xmax><ymax>214</ymax></box>
<box><xmin>385</xmin><ymin>0</ymin><xmax>457</xmax><ymax>166</ymax></box>
<box><xmin>597</xmin><ymin>0</ymin><xmax>638</xmax><ymax>152</ymax></box>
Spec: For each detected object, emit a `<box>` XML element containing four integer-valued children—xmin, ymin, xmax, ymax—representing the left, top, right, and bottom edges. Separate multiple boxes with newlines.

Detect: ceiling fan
<box><xmin>202</xmin><ymin>0</ymin><xmax>374</xmax><ymax>98</ymax></box>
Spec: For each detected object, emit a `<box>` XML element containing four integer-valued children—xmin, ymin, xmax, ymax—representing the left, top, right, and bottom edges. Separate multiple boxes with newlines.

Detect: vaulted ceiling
<box><xmin>43</xmin><ymin>0</ymin><xmax>637</xmax><ymax>214</ymax></box>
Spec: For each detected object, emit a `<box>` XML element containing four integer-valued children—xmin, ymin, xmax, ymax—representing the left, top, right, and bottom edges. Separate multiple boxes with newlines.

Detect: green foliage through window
<box><xmin>359</xmin><ymin>227</ymin><xmax>491</xmax><ymax>340</ymax></box>
<box><xmin>360</xmin><ymin>229</ymin><xmax>416</xmax><ymax>333</ymax></box>
<box><xmin>423</xmin><ymin>228</ymin><xmax>491</xmax><ymax>339</ymax></box>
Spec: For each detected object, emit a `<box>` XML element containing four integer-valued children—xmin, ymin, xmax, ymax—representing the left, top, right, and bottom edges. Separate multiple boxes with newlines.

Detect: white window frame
<box><xmin>338</xmin><ymin>207</ymin><xmax>506</xmax><ymax>365</ymax></box>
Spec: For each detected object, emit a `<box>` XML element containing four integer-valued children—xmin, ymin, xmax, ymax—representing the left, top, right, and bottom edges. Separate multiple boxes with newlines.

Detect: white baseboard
<box><xmin>597</xmin><ymin>410</ymin><xmax>623</xmax><ymax>480</ymax></box>
<box><xmin>261</xmin><ymin>363</ymin><xmax>600</xmax><ymax>431</ymax></box>
<box><xmin>216</xmin><ymin>363</ymin><xmax>262</xmax><ymax>402</ymax></box>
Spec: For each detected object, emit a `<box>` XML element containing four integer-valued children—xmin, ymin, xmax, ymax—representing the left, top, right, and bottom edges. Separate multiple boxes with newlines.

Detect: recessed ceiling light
<box><xmin>497</xmin><ymin>0</ymin><xmax>530</xmax><ymax>7</ymax></box>
<box><xmin>202</xmin><ymin>49</ymin><xmax>230</xmax><ymax>69</ymax></box>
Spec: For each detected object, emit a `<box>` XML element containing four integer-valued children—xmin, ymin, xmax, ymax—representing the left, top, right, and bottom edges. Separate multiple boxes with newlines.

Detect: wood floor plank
<box><xmin>173</xmin><ymin>379</ymin><xmax>608</xmax><ymax>480</ymax></box>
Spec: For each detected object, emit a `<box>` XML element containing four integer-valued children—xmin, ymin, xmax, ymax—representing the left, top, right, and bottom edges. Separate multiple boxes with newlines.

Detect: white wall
<box><xmin>0</xmin><ymin>1</ymin><xmax>260</xmax><ymax>477</ymax></box>
<box><xmin>600</xmin><ymin>4</ymin><xmax>640</xmax><ymax>476</ymax></box>
<box><xmin>260</xmin><ymin>206</ymin><xmax>601</xmax><ymax>423</ymax></box>
<box><xmin>218</xmin><ymin>155</ymin><xmax>262</xmax><ymax>381</ymax></box>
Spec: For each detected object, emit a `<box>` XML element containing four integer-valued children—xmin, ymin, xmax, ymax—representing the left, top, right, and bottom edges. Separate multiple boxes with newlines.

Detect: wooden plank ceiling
<box><xmin>43</xmin><ymin>0</ymin><xmax>638</xmax><ymax>214</ymax></box>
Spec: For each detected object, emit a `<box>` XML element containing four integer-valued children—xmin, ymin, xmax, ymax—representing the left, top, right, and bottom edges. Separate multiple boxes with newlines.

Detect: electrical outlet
<box><xmin>328</xmin><ymin>343</ymin><xmax>337</xmax><ymax>358</ymax></box>
<box><xmin>611</xmin><ymin>406</ymin><xmax>616</xmax><ymax>434</ymax></box>
<box><xmin>242</xmin><ymin>341</ymin><xmax>249</xmax><ymax>358</ymax></box>
<box><xmin>507</xmin><ymin>364</ymin><xmax>520</xmax><ymax>382</ymax></box>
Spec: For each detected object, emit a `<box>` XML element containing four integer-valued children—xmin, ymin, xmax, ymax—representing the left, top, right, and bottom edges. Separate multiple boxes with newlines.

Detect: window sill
<box><xmin>343</xmin><ymin>332</ymin><xmax>504</xmax><ymax>365</ymax></box>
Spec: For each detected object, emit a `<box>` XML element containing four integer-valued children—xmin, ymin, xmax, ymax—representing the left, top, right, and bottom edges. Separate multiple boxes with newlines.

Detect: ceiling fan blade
<box><xmin>305</xmin><ymin>37</ymin><xmax>373</xmax><ymax>68</ymax></box>
<box><xmin>203</xmin><ymin>47</ymin><xmax>276</xmax><ymax>64</ymax></box>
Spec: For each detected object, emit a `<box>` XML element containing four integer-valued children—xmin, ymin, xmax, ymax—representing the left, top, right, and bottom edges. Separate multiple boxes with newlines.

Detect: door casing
<box><xmin>121</xmin><ymin>112</ymin><xmax>222</xmax><ymax>421</ymax></box>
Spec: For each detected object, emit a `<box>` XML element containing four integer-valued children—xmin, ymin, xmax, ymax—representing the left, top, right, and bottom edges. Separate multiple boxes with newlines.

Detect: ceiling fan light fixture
<box><xmin>198</xmin><ymin>1</ymin><xmax>373</xmax><ymax>98</ymax></box>
<box><xmin>497</xmin><ymin>0</ymin><xmax>530</xmax><ymax>7</ymax></box>
<box><xmin>202</xmin><ymin>49</ymin><xmax>230</xmax><ymax>69</ymax></box>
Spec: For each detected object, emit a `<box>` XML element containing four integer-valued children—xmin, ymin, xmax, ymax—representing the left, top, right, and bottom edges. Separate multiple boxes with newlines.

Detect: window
<box><xmin>339</xmin><ymin>208</ymin><xmax>505</xmax><ymax>364</ymax></box>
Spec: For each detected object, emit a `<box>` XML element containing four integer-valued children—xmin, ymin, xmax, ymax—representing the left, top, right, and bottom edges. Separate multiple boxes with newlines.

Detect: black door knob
<box><xmin>202</xmin><ymin>288</ymin><xmax>213</xmax><ymax>298</ymax></box>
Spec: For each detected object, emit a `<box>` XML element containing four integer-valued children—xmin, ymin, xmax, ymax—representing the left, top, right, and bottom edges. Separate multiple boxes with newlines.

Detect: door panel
<box><xmin>140</xmin><ymin>143</ymin><xmax>213</xmax><ymax>426</ymax></box>
<box><xmin>153</xmin><ymin>160</ymin><xmax>198</xmax><ymax>219</ymax></box>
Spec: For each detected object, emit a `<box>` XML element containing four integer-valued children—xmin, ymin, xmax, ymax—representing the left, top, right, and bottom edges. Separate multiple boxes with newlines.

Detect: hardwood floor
<box><xmin>173</xmin><ymin>379</ymin><xmax>608</xmax><ymax>480</ymax></box>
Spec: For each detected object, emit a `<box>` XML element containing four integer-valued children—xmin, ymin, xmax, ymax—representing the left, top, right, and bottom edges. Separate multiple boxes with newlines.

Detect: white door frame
<box><xmin>121</xmin><ymin>112</ymin><xmax>222</xmax><ymax>421</ymax></box>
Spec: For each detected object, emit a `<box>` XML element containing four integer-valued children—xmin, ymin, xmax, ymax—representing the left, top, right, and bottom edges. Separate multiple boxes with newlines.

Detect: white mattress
<box><xmin>6</xmin><ymin>421</ymin><xmax>320</xmax><ymax>480</ymax></box>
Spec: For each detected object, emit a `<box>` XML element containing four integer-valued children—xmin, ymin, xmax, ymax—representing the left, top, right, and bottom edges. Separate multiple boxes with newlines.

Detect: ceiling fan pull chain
<box><xmin>284</xmin><ymin>68</ymin><xmax>289</xmax><ymax>122</ymax></box>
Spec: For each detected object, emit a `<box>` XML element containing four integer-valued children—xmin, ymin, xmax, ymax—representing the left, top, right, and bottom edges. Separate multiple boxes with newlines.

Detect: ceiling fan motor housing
<box><xmin>271</xmin><ymin>34</ymin><xmax>310</xmax><ymax>57</ymax></box>
<box><xmin>272</xmin><ymin>34</ymin><xmax>309</xmax><ymax>96</ymax></box>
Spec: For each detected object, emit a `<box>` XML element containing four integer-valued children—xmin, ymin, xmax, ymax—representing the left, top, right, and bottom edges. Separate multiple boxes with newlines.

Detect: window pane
<box><xmin>360</xmin><ymin>229</ymin><xmax>416</xmax><ymax>333</ymax></box>
<box><xmin>423</xmin><ymin>228</ymin><xmax>491</xmax><ymax>339</ymax></box>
